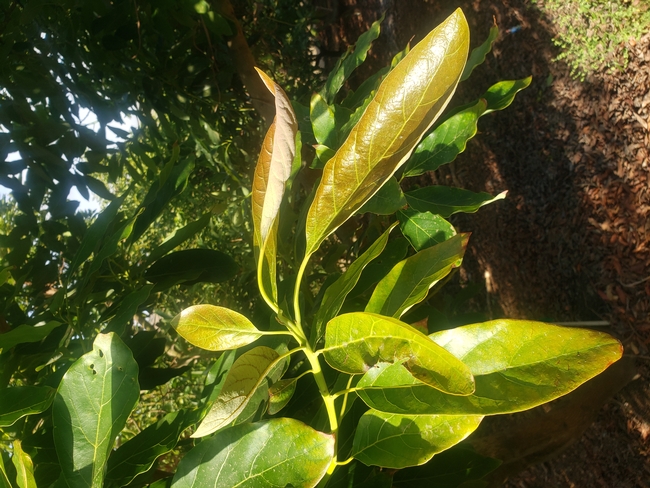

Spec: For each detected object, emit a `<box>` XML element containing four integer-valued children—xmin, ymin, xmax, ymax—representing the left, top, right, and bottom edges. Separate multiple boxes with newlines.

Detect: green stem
<box><xmin>292</xmin><ymin>253</ymin><xmax>311</xmax><ymax>333</ymax></box>
<box><xmin>257</xmin><ymin>237</ymin><xmax>280</xmax><ymax>316</ymax></box>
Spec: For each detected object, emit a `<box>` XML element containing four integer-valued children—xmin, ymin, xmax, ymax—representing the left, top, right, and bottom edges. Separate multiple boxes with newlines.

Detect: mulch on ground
<box><xmin>319</xmin><ymin>0</ymin><xmax>649</xmax><ymax>485</ymax></box>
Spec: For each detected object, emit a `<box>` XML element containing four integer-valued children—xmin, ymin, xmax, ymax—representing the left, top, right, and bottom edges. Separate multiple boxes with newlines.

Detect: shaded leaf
<box><xmin>0</xmin><ymin>386</ymin><xmax>56</xmax><ymax>427</ymax></box>
<box><xmin>398</xmin><ymin>209</ymin><xmax>456</xmax><ymax>250</ymax></box>
<box><xmin>145</xmin><ymin>249</ymin><xmax>238</xmax><ymax>288</ymax></box>
<box><xmin>171</xmin><ymin>304</ymin><xmax>263</xmax><ymax>352</ymax></box>
<box><xmin>145</xmin><ymin>212</ymin><xmax>214</xmax><ymax>265</ymax></box>
<box><xmin>172</xmin><ymin>418</ymin><xmax>334</xmax><ymax>488</ymax></box>
<box><xmin>352</xmin><ymin>409</ymin><xmax>483</xmax><ymax>468</ymax></box>
<box><xmin>305</xmin><ymin>9</ymin><xmax>470</xmax><ymax>256</ymax></box>
<box><xmin>105</xmin><ymin>409</ymin><xmax>199</xmax><ymax>487</ymax></box>
<box><xmin>358</xmin><ymin>177</ymin><xmax>406</xmax><ymax>215</ymax></box>
<box><xmin>406</xmin><ymin>186</ymin><xmax>507</xmax><ymax>218</ymax></box>
<box><xmin>357</xmin><ymin>320</ymin><xmax>622</xmax><ymax>415</ymax></box>
<box><xmin>483</xmin><ymin>77</ymin><xmax>532</xmax><ymax>113</ymax></box>
<box><xmin>0</xmin><ymin>321</ymin><xmax>62</xmax><ymax>351</ymax></box>
<box><xmin>312</xmin><ymin>222</ymin><xmax>397</xmax><ymax>345</ymax></box>
<box><xmin>192</xmin><ymin>346</ymin><xmax>283</xmax><ymax>437</ymax></box>
<box><xmin>461</xmin><ymin>24</ymin><xmax>499</xmax><ymax>81</ymax></box>
<box><xmin>323</xmin><ymin>312</ymin><xmax>474</xmax><ymax>395</ymax></box>
<box><xmin>103</xmin><ymin>285</ymin><xmax>154</xmax><ymax>335</ymax></box>
<box><xmin>392</xmin><ymin>446</ymin><xmax>501</xmax><ymax>488</ymax></box>
<box><xmin>365</xmin><ymin>233</ymin><xmax>468</xmax><ymax>317</ymax></box>
<box><xmin>52</xmin><ymin>333</ymin><xmax>139</xmax><ymax>488</ymax></box>
<box><xmin>403</xmin><ymin>100</ymin><xmax>487</xmax><ymax>177</ymax></box>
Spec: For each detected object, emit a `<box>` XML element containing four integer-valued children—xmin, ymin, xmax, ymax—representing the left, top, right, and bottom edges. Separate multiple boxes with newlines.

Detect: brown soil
<box><xmin>318</xmin><ymin>0</ymin><xmax>650</xmax><ymax>486</ymax></box>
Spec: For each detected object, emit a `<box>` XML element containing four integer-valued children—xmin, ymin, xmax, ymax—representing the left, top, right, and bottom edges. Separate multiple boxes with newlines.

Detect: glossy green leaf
<box><xmin>350</xmin><ymin>237</ymin><xmax>410</xmax><ymax>298</ymax></box>
<box><xmin>11</xmin><ymin>440</ymin><xmax>36</xmax><ymax>488</ymax></box>
<box><xmin>252</xmin><ymin>69</ymin><xmax>298</xmax><ymax>302</ymax></box>
<box><xmin>392</xmin><ymin>446</ymin><xmax>501</xmax><ymax>487</ymax></box>
<box><xmin>0</xmin><ymin>454</ymin><xmax>10</xmax><ymax>488</ymax></box>
<box><xmin>310</xmin><ymin>92</ymin><xmax>338</xmax><ymax>148</ymax></box>
<box><xmin>352</xmin><ymin>409</ymin><xmax>483</xmax><ymax>468</ymax></box>
<box><xmin>52</xmin><ymin>333</ymin><xmax>139</xmax><ymax>488</ymax></box>
<box><xmin>483</xmin><ymin>77</ymin><xmax>532</xmax><ymax>114</ymax></box>
<box><xmin>406</xmin><ymin>186</ymin><xmax>507</xmax><ymax>218</ymax></box>
<box><xmin>305</xmin><ymin>9</ymin><xmax>470</xmax><ymax>256</ymax></box>
<box><xmin>312</xmin><ymin>222</ymin><xmax>397</xmax><ymax>345</ymax></box>
<box><xmin>403</xmin><ymin>100</ymin><xmax>486</xmax><ymax>177</ymax></box>
<box><xmin>323</xmin><ymin>312</ymin><xmax>474</xmax><ymax>395</ymax></box>
<box><xmin>268</xmin><ymin>377</ymin><xmax>298</xmax><ymax>415</ymax></box>
<box><xmin>365</xmin><ymin>233</ymin><xmax>468</xmax><ymax>317</ymax></box>
<box><xmin>322</xmin><ymin>17</ymin><xmax>382</xmax><ymax>104</ymax></box>
<box><xmin>357</xmin><ymin>320</ymin><xmax>623</xmax><ymax>415</ymax></box>
<box><xmin>171</xmin><ymin>304</ymin><xmax>263</xmax><ymax>352</ymax></box>
<box><xmin>460</xmin><ymin>24</ymin><xmax>499</xmax><ymax>81</ymax></box>
<box><xmin>105</xmin><ymin>409</ymin><xmax>198</xmax><ymax>487</ymax></box>
<box><xmin>358</xmin><ymin>177</ymin><xmax>406</xmax><ymax>215</ymax></box>
<box><xmin>172</xmin><ymin>418</ymin><xmax>334</xmax><ymax>488</ymax></box>
<box><xmin>144</xmin><ymin>249</ymin><xmax>238</xmax><ymax>288</ymax></box>
<box><xmin>0</xmin><ymin>321</ymin><xmax>62</xmax><ymax>352</ymax></box>
<box><xmin>0</xmin><ymin>386</ymin><xmax>56</xmax><ymax>427</ymax></box>
<box><xmin>193</xmin><ymin>346</ymin><xmax>284</xmax><ymax>437</ymax></box>
<box><xmin>398</xmin><ymin>209</ymin><xmax>456</xmax><ymax>250</ymax></box>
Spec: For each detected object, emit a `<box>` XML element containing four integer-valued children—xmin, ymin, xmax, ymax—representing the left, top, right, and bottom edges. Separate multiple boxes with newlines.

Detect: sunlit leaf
<box><xmin>461</xmin><ymin>24</ymin><xmax>499</xmax><ymax>81</ymax></box>
<box><xmin>252</xmin><ymin>69</ymin><xmax>298</xmax><ymax>301</ymax></box>
<box><xmin>352</xmin><ymin>409</ymin><xmax>483</xmax><ymax>468</ymax></box>
<box><xmin>357</xmin><ymin>320</ymin><xmax>622</xmax><ymax>415</ymax></box>
<box><xmin>52</xmin><ymin>333</ymin><xmax>139</xmax><ymax>488</ymax></box>
<box><xmin>305</xmin><ymin>9</ymin><xmax>470</xmax><ymax>256</ymax></box>
<box><xmin>323</xmin><ymin>312</ymin><xmax>474</xmax><ymax>395</ymax></box>
<box><xmin>0</xmin><ymin>386</ymin><xmax>56</xmax><ymax>427</ymax></box>
<box><xmin>392</xmin><ymin>446</ymin><xmax>501</xmax><ymax>487</ymax></box>
<box><xmin>171</xmin><ymin>304</ymin><xmax>263</xmax><ymax>351</ymax></box>
<box><xmin>312</xmin><ymin>222</ymin><xmax>398</xmax><ymax>345</ymax></box>
<box><xmin>483</xmin><ymin>77</ymin><xmax>532</xmax><ymax>113</ymax></box>
<box><xmin>365</xmin><ymin>233</ymin><xmax>468</xmax><ymax>317</ymax></box>
<box><xmin>406</xmin><ymin>187</ymin><xmax>507</xmax><ymax>218</ymax></box>
<box><xmin>321</xmin><ymin>17</ymin><xmax>382</xmax><ymax>104</ymax></box>
<box><xmin>192</xmin><ymin>346</ymin><xmax>285</xmax><ymax>437</ymax></box>
<box><xmin>172</xmin><ymin>419</ymin><xmax>334</xmax><ymax>488</ymax></box>
<box><xmin>398</xmin><ymin>209</ymin><xmax>456</xmax><ymax>250</ymax></box>
<box><xmin>403</xmin><ymin>100</ymin><xmax>486</xmax><ymax>177</ymax></box>
<box><xmin>11</xmin><ymin>440</ymin><xmax>36</xmax><ymax>488</ymax></box>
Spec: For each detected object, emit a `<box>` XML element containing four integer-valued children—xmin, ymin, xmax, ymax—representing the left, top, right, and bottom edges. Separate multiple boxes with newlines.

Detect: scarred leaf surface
<box><xmin>352</xmin><ymin>409</ymin><xmax>483</xmax><ymax>468</ymax></box>
<box><xmin>172</xmin><ymin>419</ymin><xmax>335</xmax><ymax>488</ymax></box>
<box><xmin>171</xmin><ymin>304</ymin><xmax>262</xmax><ymax>351</ymax></box>
<box><xmin>305</xmin><ymin>9</ymin><xmax>470</xmax><ymax>255</ymax></box>
<box><xmin>323</xmin><ymin>312</ymin><xmax>474</xmax><ymax>395</ymax></box>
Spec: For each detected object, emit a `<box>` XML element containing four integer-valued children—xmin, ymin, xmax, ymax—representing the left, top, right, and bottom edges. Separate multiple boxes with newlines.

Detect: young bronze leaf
<box><xmin>323</xmin><ymin>312</ymin><xmax>474</xmax><ymax>395</ymax></box>
<box><xmin>173</xmin><ymin>419</ymin><xmax>334</xmax><ymax>488</ymax></box>
<box><xmin>252</xmin><ymin>69</ymin><xmax>298</xmax><ymax>300</ymax></box>
<box><xmin>192</xmin><ymin>346</ymin><xmax>283</xmax><ymax>438</ymax></box>
<box><xmin>356</xmin><ymin>320</ymin><xmax>622</xmax><ymax>415</ymax></box>
<box><xmin>351</xmin><ymin>410</ymin><xmax>483</xmax><ymax>469</ymax></box>
<box><xmin>171</xmin><ymin>304</ymin><xmax>263</xmax><ymax>351</ymax></box>
<box><xmin>304</xmin><ymin>9</ymin><xmax>470</xmax><ymax>256</ymax></box>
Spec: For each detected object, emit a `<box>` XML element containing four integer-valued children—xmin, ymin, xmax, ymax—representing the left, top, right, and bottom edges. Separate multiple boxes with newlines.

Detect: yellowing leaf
<box><xmin>171</xmin><ymin>304</ymin><xmax>262</xmax><ymax>351</ymax></box>
<box><xmin>304</xmin><ymin>9</ymin><xmax>470</xmax><ymax>256</ymax></box>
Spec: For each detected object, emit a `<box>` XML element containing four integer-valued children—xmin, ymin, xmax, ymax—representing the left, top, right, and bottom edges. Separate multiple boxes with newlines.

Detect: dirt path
<box><xmin>319</xmin><ymin>0</ymin><xmax>649</xmax><ymax>485</ymax></box>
